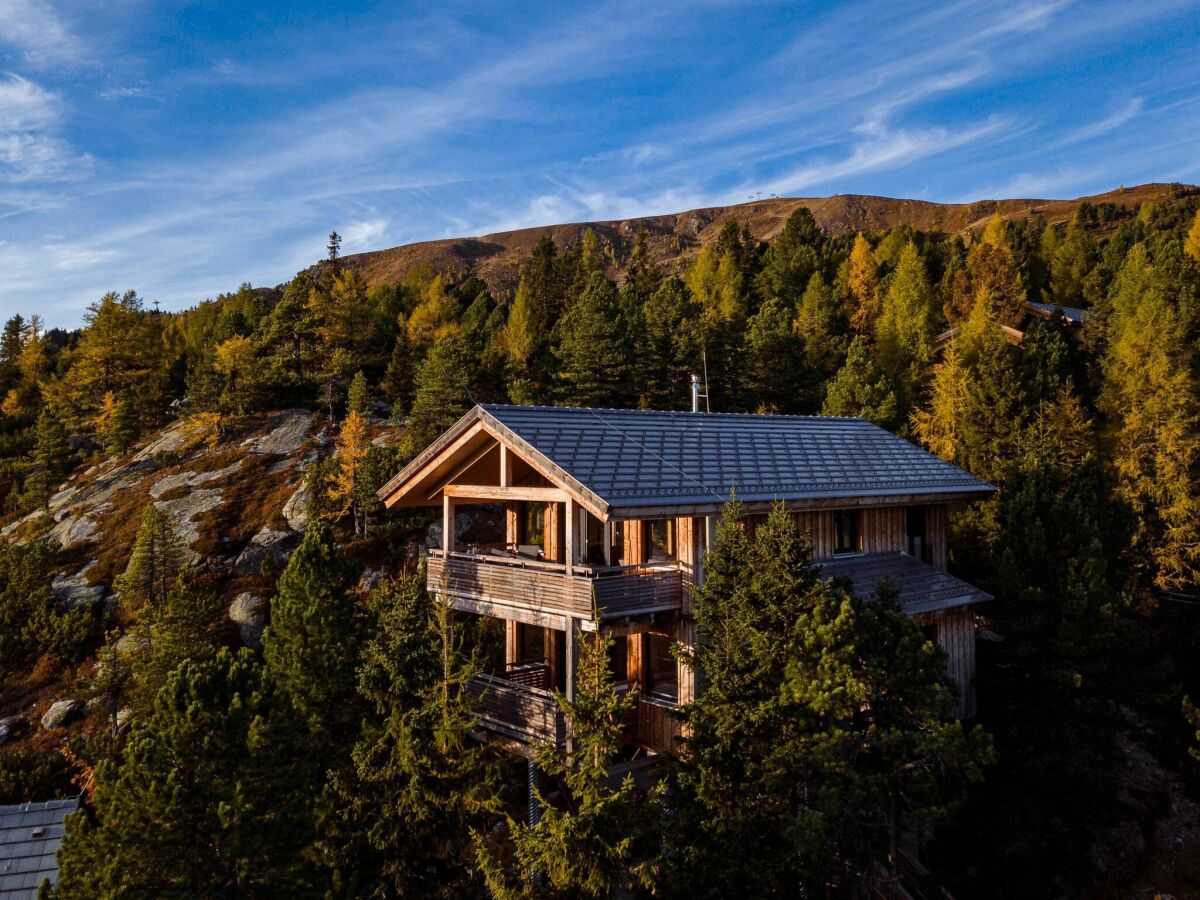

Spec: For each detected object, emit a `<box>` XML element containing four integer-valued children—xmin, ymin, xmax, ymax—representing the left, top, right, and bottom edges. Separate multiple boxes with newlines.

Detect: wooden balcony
<box><xmin>468</xmin><ymin>672</ymin><xmax>566</xmax><ymax>749</ymax></box>
<box><xmin>427</xmin><ymin>550</ymin><xmax>682</xmax><ymax>628</ymax></box>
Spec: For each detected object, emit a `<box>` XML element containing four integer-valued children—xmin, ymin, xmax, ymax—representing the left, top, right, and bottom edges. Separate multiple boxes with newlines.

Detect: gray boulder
<box><xmin>116</xmin><ymin>707</ymin><xmax>134</xmax><ymax>733</ymax></box>
<box><xmin>41</xmin><ymin>699</ymin><xmax>83</xmax><ymax>730</ymax></box>
<box><xmin>282</xmin><ymin>484</ymin><xmax>310</xmax><ymax>532</ymax></box>
<box><xmin>234</xmin><ymin>528</ymin><xmax>299</xmax><ymax>575</ymax></box>
<box><xmin>51</xmin><ymin>563</ymin><xmax>105</xmax><ymax>609</ymax></box>
<box><xmin>229</xmin><ymin>593</ymin><xmax>267</xmax><ymax>648</ymax></box>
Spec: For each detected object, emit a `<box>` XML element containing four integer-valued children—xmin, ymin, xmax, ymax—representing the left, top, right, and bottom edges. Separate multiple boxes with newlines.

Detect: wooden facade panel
<box><xmin>861</xmin><ymin>506</ymin><xmax>906</xmax><ymax>554</ymax></box>
<box><xmin>796</xmin><ymin>510</ymin><xmax>834</xmax><ymax>559</ymax></box>
<box><xmin>916</xmin><ymin>606</ymin><xmax>976</xmax><ymax>718</ymax></box>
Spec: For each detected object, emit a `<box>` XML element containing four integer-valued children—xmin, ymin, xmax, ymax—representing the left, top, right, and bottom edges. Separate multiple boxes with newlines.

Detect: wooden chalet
<box><xmin>378</xmin><ymin>404</ymin><xmax>994</xmax><ymax>758</ymax></box>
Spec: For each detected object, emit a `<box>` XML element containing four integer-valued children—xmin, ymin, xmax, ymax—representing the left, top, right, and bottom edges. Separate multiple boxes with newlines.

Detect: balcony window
<box><xmin>608</xmin><ymin>634</ymin><xmax>629</xmax><ymax>684</ymax></box>
<box><xmin>646</xmin><ymin>519</ymin><xmax>676</xmax><ymax>562</ymax></box>
<box><xmin>523</xmin><ymin>504</ymin><xmax>545</xmax><ymax>549</ymax></box>
<box><xmin>906</xmin><ymin>505</ymin><xmax>927</xmax><ymax>562</ymax></box>
<box><xmin>584</xmin><ymin>512</ymin><xmax>607</xmax><ymax>565</ymax></box>
<box><xmin>646</xmin><ymin>633</ymin><xmax>677</xmax><ymax>701</ymax></box>
<box><xmin>833</xmin><ymin>510</ymin><xmax>860</xmax><ymax>555</ymax></box>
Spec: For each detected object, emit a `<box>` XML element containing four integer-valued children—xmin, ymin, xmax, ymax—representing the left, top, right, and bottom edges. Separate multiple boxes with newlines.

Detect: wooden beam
<box><xmin>500</xmin><ymin>444</ymin><xmax>512</xmax><ymax>487</ymax></box>
<box><xmin>380</xmin><ymin>419</ymin><xmax>487</xmax><ymax>507</ymax></box>
<box><xmin>478</xmin><ymin>420</ymin><xmax>610</xmax><ymax>520</ymax></box>
<box><xmin>426</xmin><ymin>440</ymin><xmax>498</xmax><ymax>500</ymax></box>
<box><xmin>443</xmin><ymin>484</ymin><xmax>570</xmax><ymax>503</ymax></box>
<box><xmin>443</xmin><ymin>495</ymin><xmax>456</xmax><ymax>553</ymax></box>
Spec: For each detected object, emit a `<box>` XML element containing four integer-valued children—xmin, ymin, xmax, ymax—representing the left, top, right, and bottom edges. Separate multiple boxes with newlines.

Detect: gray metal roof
<box><xmin>479</xmin><ymin>404</ymin><xmax>993</xmax><ymax>510</ymax></box>
<box><xmin>819</xmin><ymin>552</ymin><xmax>991</xmax><ymax>614</ymax></box>
<box><xmin>0</xmin><ymin>797</ymin><xmax>78</xmax><ymax>899</ymax></box>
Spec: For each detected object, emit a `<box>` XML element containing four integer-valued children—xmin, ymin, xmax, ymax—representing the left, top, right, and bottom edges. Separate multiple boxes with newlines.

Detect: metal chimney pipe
<box><xmin>690</xmin><ymin>374</ymin><xmax>701</xmax><ymax>413</ymax></box>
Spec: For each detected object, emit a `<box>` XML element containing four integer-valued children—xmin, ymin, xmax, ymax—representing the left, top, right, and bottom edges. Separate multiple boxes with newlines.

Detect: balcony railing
<box><xmin>427</xmin><ymin>550</ymin><xmax>682</xmax><ymax>621</ymax></box>
<box><xmin>468</xmin><ymin>672</ymin><xmax>566</xmax><ymax>746</ymax></box>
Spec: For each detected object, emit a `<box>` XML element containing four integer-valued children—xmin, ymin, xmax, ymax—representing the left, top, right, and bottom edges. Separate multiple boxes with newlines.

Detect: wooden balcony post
<box><xmin>602</xmin><ymin>519</ymin><xmax>612</xmax><ymax>565</ymax></box>
<box><xmin>505</xmin><ymin>620</ymin><xmax>520</xmax><ymax>666</ymax></box>
<box><xmin>499</xmin><ymin>443</ymin><xmax>512</xmax><ymax>487</ymax></box>
<box><xmin>565</xmin><ymin>618</ymin><xmax>580</xmax><ymax>704</ymax></box>
<box><xmin>564</xmin><ymin>498</ymin><xmax>576</xmax><ymax>577</ymax></box>
<box><xmin>443</xmin><ymin>495</ymin><xmax>456</xmax><ymax>553</ymax></box>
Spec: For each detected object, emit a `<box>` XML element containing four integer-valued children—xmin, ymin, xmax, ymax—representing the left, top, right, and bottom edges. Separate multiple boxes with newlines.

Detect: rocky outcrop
<box><xmin>41</xmin><ymin>699</ymin><xmax>83</xmax><ymax>730</ymax></box>
<box><xmin>245</xmin><ymin>410</ymin><xmax>313</xmax><ymax>456</ymax></box>
<box><xmin>229</xmin><ymin>593</ymin><xmax>267</xmax><ymax>648</ymax></box>
<box><xmin>233</xmin><ymin>528</ymin><xmax>300</xmax><ymax>576</ymax></box>
<box><xmin>51</xmin><ymin>562</ymin><xmax>105</xmax><ymax>608</ymax></box>
<box><xmin>148</xmin><ymin>460</ymin><xmax>243</xmax><ymax>498</ymax></box>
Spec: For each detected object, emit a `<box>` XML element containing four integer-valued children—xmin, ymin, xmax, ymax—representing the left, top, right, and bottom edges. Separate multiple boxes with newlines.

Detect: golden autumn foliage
<box><xmin>326</xmin><ymin>409</ymin><xmax>369</xmax><ymax>520</ymax></box>
<box><xmin>847</xmin><ymin>232</ymin><xmax>880</xmax><ymax>334</ymax></box>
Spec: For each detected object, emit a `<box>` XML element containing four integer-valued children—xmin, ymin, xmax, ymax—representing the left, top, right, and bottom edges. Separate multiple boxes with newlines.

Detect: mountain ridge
<box><xmin>344</xmin><ymin>182</ymin><xmax>1192</xmax><ymax>296</ymax></box>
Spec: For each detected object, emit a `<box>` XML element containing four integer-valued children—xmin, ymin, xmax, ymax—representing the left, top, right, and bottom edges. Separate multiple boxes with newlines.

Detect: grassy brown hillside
<box><xmin>345</xmin><ymin>182</ymin><xmax>1190</xmax><ymax>296</ymax></box>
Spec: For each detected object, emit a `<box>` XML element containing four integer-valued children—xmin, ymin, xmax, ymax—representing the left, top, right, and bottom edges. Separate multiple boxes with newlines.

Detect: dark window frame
<box><xmin>833</xmin><ymin>509</ymin><xmax>860</xmax><ymax>555</ymax></box>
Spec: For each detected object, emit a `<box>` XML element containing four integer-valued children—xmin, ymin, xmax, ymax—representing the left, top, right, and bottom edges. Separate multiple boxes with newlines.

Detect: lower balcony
<box><xmin>428</xmin><ymin>549</ymin><xmax>682</xmax><ymax>628</ymax></box>
<box><xmin>468</xmin><ymin>669</ymin><xmax>566</xmax><ymax>748</ymax></box>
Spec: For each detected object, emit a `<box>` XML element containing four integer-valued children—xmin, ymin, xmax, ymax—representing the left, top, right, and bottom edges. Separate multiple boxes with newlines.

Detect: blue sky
<box><xmin>1</xmin><ymin>0</ymin><xmax>1198</xmax><ymax>328</ymax></box>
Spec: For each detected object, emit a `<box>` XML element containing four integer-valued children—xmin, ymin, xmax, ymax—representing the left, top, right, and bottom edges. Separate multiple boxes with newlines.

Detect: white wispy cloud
<box><xmin>0</xmin><ymin>73</ymin><xmax>89</xmax><ymax>183</ymax></box>
<box><xmin>0</xmin><ymin>0</ymin><xmax>82</xmax><ymax>66</ymax></box>
<box><xmin>1048</xmin><ymin>97</ymin><xmax>1144</xmax><ymax>148</ymax></box>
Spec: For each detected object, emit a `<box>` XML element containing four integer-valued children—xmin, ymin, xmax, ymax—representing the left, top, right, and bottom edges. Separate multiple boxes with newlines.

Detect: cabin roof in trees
<box><xmin>819</xmin><ymin>552</ymin><xmax>991</xmax><ymax>614</ymax></box>
<box><xmin>1025</xmin><ymin>301</ymin><xmax>1092</xmax><ymax>325</ymax></box>
<box><xmin>0</xmin><ymin>796</ymin><xmax>78</xmax><ymax>898</ymax></box>
<box><xmin>380</xmin><ymin>404</ymin><xmax>994</xmax><ymax>518</ymax></box>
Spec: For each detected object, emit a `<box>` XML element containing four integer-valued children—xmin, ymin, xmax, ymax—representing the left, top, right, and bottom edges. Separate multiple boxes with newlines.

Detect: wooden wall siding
<box><xmin>427</xmin><ymin>555</ymin><xmax>682</xmax><ymax>622</ymax></box>
<box><xmin>860</xmin><ymin>507</ymin><xmax>906</xmax><ymax>554</ymax></box>
<box><xmin>926</xmin><ymin>504</ymin><xmax>948</xmax><ymax>570</ymax></box>
<box><xmin>468</xmin><ymin>673</ymin><xmax>566</xmax><ymax>747</ymax></box>
<box><xmin>916</xmin><ymin>607</ymin><xmax>976</xmax><ymax>718</ymax></box>
<box><xmin>637</xmin><ymin>697</ymin><xmax>682</xmax><ymax>753</ymax></box>
<box><xmin>796</xmin><ymin>510</ymin><xmax>835</xmax><ymax>559</ymax></box>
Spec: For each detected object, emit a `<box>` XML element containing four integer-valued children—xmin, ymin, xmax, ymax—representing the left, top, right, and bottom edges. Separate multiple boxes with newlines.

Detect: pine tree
<box><xmin>117</xmin><ymin>504</ymin><xmax>186</xmax><ymax>616</ymax></box>
<box><xmin>328</xmin><ymin>574</ymin><xmax>500</xmax><ymax>896</ymax></box>
<box><xmin>478</xmin><ymin>621</ymin><xmax>660</xmax><ymax>898</ymax></box>
<box><xmin>821</xmin><ymin>336</ymin><xmax>900</xmax><ymax>429</ymax></box>
<box><xmin>55</xmin><ymin>649</ymin><xmax>318</xmax><ymax>897</ymax></box>
<box><xmin>403</xmin><ymin>338</ymin><xmax>472</xmax><ymax>457</ymax></box>
<box><xmin>624</xmin><ymin>226</ymin><xmax>662</xmax><ymax>301</ymax></box>
<box><xmin>554</xmin><ymin>273</ymin><xmax>630</xmax><ymax>408</ymax></box>
<box><xmin>136</xmin><ymin>578</ymin><xmax>223</xmax><ymax>708</ymax></box>
<box><xmin>262</xmin><ymin>522</ymin><xmax>359</xmax><ymax>741</ymax></box>
<box><xmin>848</xmin><ymin>232</ymin><xmax>881</xmax><ymax>333</ymax></box>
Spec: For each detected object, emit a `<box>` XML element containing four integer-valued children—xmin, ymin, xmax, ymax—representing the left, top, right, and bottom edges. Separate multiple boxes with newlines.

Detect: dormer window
<box><xmin>833</xmin><ymin>510</ymin><xmax>860</xmax><ymax>555</ymax></box>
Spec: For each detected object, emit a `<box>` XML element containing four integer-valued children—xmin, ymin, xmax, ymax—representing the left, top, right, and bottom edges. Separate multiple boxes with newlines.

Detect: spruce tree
<box><xmin>742</xmin><ymin>295</ymin><xmax>806</xmax><ymax>412</ymax></box>
<box><xmin>382</xmin><ymin>323</ymin><xmax>415</xmax><ymax>416</ymax></box>
<box><xmin>666</xmin><ymin>502</ymin><xmax>990</xmax><ymax>894</ymax></box>
<box><xmin>638</xmin><ymin>276</ymin><xmax>702</xmax><ymax>409</ymax></box>
<box><xmin>756</xmin><ymin>206</ymin><xmax>825</xmax><ymax>307</ymax></box>
<box><xmin>55</xmin><ymin>649</ymin><xmax>318</xmax><ymax>898</ymax></box>
<box><xmin>104</xmin><ymin>392</ymin><xmax>138</xmax><ymax>455</ymax></box>
<box><xmin>328</xmin><ymin>573</ymin><xmax>499</xmax><ymax>896</ymax></box>
<box><xmin>262</xmin><ymin>522</ymin><xmax>359</xmax><ymax>741</ymax></box>
<box><xmin>33</xmin><ymin>407</ymin><xmax>71</xmax><ymax>506</ymax></box>
<box><xmin>821</xmin><ymin>336</ymin><xmax>900</xmax><ymax>429</ymax></box>
<box><xmin>403</xmin><ymin>337</ymin><xmax>472</xmax><ymax>457</ymax></box>
<box><xmin>554</xmin><ymin>273</ymin><xmax>630</xmax><ymax>408</ymax></box>
<box><xmin>478</xmin><ymin>622</ymin><xmax>661</xmax><ymax>898</ymax></box>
